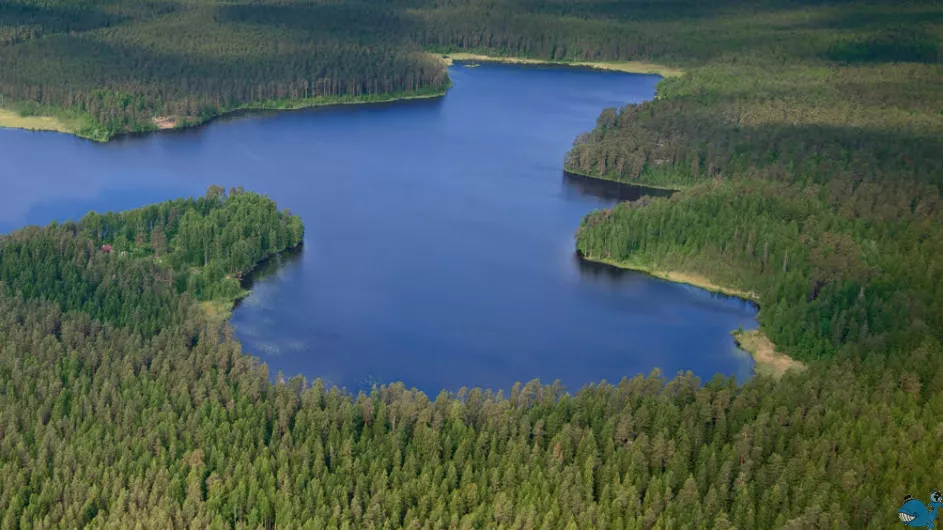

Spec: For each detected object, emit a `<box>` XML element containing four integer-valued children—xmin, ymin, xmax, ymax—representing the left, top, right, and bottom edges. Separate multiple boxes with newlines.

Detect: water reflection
<box><xmin>561</xmin><ymin>171</ymin><xmax>675</xmax><ymax>203</ymax></box>
<box><xmin>574</xmin><ymin>252</ymin><xmax>642</xmax><ymax>284</ymax></box>
<box><xmin>575</xmin><ymin>251</ymin><xmax>760</xmax><ymax>313</ymax></box>
<box><xmin>109</xmin><ymin>96</ymin><xmax>449</xmax><ymax>147</ymax></box>
<box><xmin>237</xmin><ymin>244</ymin><xmax>305</xmax><ymax>299</ymax></box>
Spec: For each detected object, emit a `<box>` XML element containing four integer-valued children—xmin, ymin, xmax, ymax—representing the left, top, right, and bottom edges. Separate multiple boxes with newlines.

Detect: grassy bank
<box><xmin>580</xmin><ymin>254</ymin><xmax>758</xmax><ymax>301</ymax></box>
<box><xmin>578</xmin><ymin>252</ymin><xmax>804</xmax><ymax>377</ymax></box>
<box><xmin>0</xmin><ymin>109</ymin><xmax>72</xmax><ymax>135</ymax></box>
<box><xmin>441</xmin><ymin>53</ymin><xmax>683</xmax><ymax>77</ymax></box>
<box><xmin>0</xmin><ymin>84</ymin><xmax>450</xmax><ymax>142</ymax></box>
<box><xmin>199</xmin><ymin>299</ymin><xmax>240</xmax><ymax>325</ymax></box>
<box><xmin>732</xmin><ymin>329</ymin><xmax>806</xmax><ymax>378</ymax></box>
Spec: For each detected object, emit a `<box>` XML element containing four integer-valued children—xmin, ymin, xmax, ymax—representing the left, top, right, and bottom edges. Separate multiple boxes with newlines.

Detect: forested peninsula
<box><xmin>0</xmin><ymin>187</ymin><xmax>304</xmax><ymax>332</ymax></box>
<box><xmin>3</xmin><ymin>0</ymin><xmax>943</xmax><ymax>528</ymax></box>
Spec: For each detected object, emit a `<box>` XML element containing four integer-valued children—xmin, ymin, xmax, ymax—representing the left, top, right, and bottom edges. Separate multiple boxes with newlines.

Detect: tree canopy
<box><xmin>2</xmin><ymin>0</ymin><xmax>943</xmax><ymax>527</ymax></box>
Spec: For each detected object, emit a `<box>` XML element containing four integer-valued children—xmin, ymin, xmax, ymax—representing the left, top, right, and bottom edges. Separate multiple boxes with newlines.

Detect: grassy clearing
<box><xmin>441</xmin><ymin>53</ymin><xmax>683</xmax><ymax>77</ymax></box>
<box><xmin>0</xmin><ymin>109</ymin><xmax>72</xmax><ymax>135</ymax></box>
<box><xmin>152</xmin><ymin>116</ymin><xmax>177</xmax><ymax>130</ymax></box>
<box><xmin>732</xmin><ymin>329</ymin><xmax>807</xmax><ymax>378</ymax></box>
<box><xmin>199</xmin><ymin>299</ymin><xmax>237</xmax><ymax>324</ymax></box>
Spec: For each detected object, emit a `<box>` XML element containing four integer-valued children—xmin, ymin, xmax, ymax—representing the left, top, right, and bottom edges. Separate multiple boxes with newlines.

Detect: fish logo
<box><xmin>899</xmin><ymin>491</ymin><xmax>943</xmax><ymax>528</ymax></box>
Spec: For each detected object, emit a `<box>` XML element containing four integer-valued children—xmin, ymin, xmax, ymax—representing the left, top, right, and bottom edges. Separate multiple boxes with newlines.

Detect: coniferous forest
<box><xmin>2</xmin><ymin>0</ymin><xmax>943</xmax><ymax>528</ymax></box>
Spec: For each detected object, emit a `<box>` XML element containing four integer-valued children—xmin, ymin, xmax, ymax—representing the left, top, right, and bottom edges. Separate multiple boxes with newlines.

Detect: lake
<box><xmin>0</xmin><ymin>63</ymin><xmax>757</xmax><ymax>395</ymax></box>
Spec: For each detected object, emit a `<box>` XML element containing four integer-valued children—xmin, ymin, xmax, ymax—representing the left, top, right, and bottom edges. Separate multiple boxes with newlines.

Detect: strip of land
<box><xmin>441</xmin><ymin>53</ymin><xmax>684</xmax><ymax>77</ymax></box>
<box><xmin>2</xmin><ymin>85</ymin><xmax>449</xmax><ymax>142</ymax></box>
<box><xmin>580</xmin><ymin>254</ymin><xmax>805</xmax><ymax>378</ymax></box>
<box><xmin>0</xmin><ymin>109</ymin><xmax>71</xmax><ymax>135</ymax></box>
<box><xmin>583</xmin><ymin>255</ymin><xmax>759</xmax><ymax>301</ymax></box>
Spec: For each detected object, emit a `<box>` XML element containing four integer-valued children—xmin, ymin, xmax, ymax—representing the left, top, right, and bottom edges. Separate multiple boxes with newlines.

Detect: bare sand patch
<box><xmin>152</xmin><ymin>116</ymin><xmax>177</xmax><ymax>130</ymax></box>
<box><xmin>733</xmin><ymin>329</ymin><xmax>807</xmax><ymax>378</ymax></box>
<box><xmin>441</xmin><ymin>53</ymin><xmax>683</xmax><ymax>77</ymax></box>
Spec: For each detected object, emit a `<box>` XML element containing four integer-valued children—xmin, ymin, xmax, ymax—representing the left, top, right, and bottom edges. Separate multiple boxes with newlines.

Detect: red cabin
<box><xmin>101</xmin><ymin>244</ymin><xmax>113</xmax><ymax>254</ymax></box>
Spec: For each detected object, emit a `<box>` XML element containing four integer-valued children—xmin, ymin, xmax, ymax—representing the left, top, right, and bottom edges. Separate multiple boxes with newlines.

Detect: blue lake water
<box><xmin>0</xmin><ymin>63</ymin><xmax>757</xmax><ymax>395</ymax></box>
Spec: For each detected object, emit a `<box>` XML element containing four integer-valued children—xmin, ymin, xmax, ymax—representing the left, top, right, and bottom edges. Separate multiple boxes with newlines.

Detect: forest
<box><xmin>3</xmin><ymin>0</ymin><xmax>937</xmax><ymax>140</ymax></box>
<box><xmin>2</xmin><ymin>0</ymin><xmax>943</xmax><ymax>528</ymax></box>
<box><xmin>0</xmin><ymin>0</ymin><xmax>450</xmax><ymax>139</ymax></box>
<box><xmin>3</xmin><ymin>194</ymin><xmax>941</xmax><ymax>528</ymax></box>
<box><xmin>567</xmin><ymin>1</ymin><xmax>943</xmax><ymax>364</ymax></box>
<box><xmin>0</xmin><ymin>186</ymin><xmax>304</xmax><ymax>336</ymax></box>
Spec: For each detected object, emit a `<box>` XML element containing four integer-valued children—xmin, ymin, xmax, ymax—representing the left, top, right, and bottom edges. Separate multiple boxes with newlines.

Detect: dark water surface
<box><xmin>0</xmin><ymin>63</ymin><xmax>757</xmax><ymax>395</ymax></box>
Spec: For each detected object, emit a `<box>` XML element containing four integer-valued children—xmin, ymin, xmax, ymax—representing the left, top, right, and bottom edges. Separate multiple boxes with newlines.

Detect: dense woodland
<box><xmin>567</xmin><ymin>2</ymin><xmax>943</xmax><ymax>363</ymax></box>
<box><xmin>0</xmin><ymin>186</ymin><xmax>303</xmax><ymax>336</ymax></box>
<box><xmin>577</xmin><ymin>180</ymin><xmax>943</xmax><ymax>361</ymax></box>
<box><xmin>0</xmin><ymin>0</ymin><xmax>449</xmax><ymax>139</ymax></box>
<box><xmin>5</xmin><ymin>0</ymin><xmax>938</xmax><ymax>140</ymax></box>
<box><xmin>3</xmin><ymin>0</ymin><xmax>943</xmax><ymax>528</ymax></box>
<box><xmin>1</xmin><ymin>214</ymin><xmax>941</xmax><ymax>528</ymax></box>
<box><xmin>564</xmin><ymin>1</ymin><xmax>943</xmax><ymax>526</ymax></box>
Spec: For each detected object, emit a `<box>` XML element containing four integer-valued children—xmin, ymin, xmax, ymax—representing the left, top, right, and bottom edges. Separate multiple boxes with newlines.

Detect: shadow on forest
<box><xmin>798</xmin><ymin>7</ymin><xmax>943</xmax><ymax>31</ymax></box>
<box><xmin>0</xmin><ymin>25</ymin><xmax>442</xmax><ymax>113</ymax></box>
<box><xmin>0</xmin><ymin>0</ymin><xmax>179</xmax><ymax>37</ymax></box>
<box><xmin>590</xmin><ymin>100</ymin><xmax>943</xmax><ymax>190</ymax></box>
<box><xmin>728</xmin><ymin>121</ymin><xmax>943</xmax><ymax>189</ymax></box>
<box><xmin>513</xmin><ymin>0</ymin><xmax>869</xmax><ymax>23</ymax></box>
<box><xmin>791</xmin><ymin>5</ymin><xmax>943</xmax><ymax>63</ymax></box>
<box><xmin>215</xmin><ymin>3</ymin><xmax>420</xmax><ymax>43</ymax></box>
<box><xmin>0</xmin><ymin>2</ymin><xmax>121</xmax><ymax>34</ymax></box>
<box><xmin>822</xmin><ymin>29</ymin><xmax>940</xmax><ymax>64</ymax></box>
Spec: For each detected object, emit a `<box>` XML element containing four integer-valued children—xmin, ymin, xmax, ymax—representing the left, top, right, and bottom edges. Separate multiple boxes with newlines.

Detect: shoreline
<box><xmin>563</xmin><ymin>168</ymin><xmax>684</xmax><ymax>192</ymax></box>
<box><xmin>441</xmin><ymin>53</ymin><xmax>684</xmax><ymax>78</ymax></box>
<box><xmin>578</xmin><ymin>253</ymin><xmax>805</xmax><ymax>378</ymax></box>
<box><xmin>200</xmin><ymin>242</ymin><xmax>305</xmax><ymax>324</ymax></box>
<box><xmin>174</xmin><ymin>87</ymin><xmax>449</xmax><ymax>133</ymax></box>
<box><xmin>0</xmin><ymin>85</ymin><xmax>450</xmax><ymax>142</ymax></box>
<box><xmin>580</xmin><ymin>254</ymin><xmax>759</xmax><ymax>301</ymax></box>
<box><xmin>1</xmin><ymin>54</ymin><xmax>680</xmax><ymax>141</ymax></box>
<box><xmin>0</xmin><ymin>109</ymin><xmax>72</xmax><ymax>135</ymax></box>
